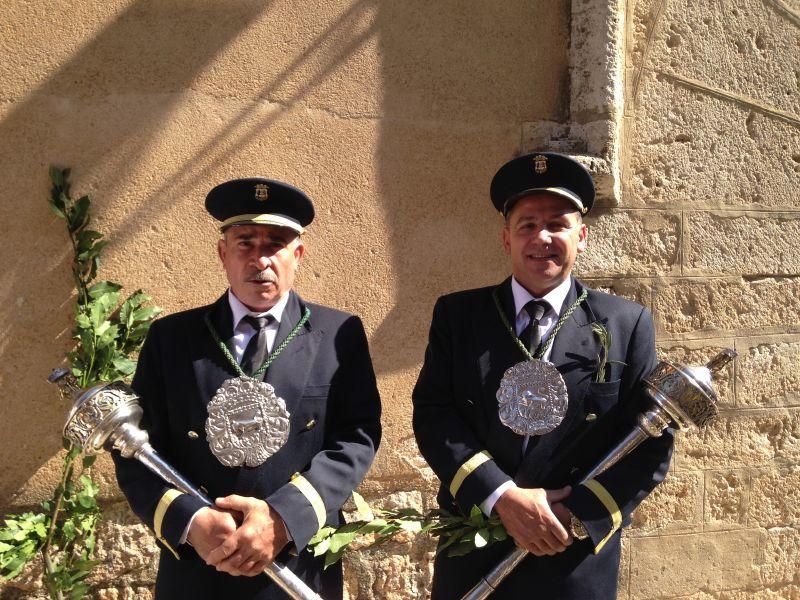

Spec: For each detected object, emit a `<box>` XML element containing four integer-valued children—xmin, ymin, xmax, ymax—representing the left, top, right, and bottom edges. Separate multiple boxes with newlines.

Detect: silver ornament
<box><xmin>497</xmin><ymin>359</ymin><xmax>569</xmax><ymax>436</ymax></box>
<box><xmin>206</xmin><ymin>376</ymin><xmax>291</xmax><ymax>467</ymax></box>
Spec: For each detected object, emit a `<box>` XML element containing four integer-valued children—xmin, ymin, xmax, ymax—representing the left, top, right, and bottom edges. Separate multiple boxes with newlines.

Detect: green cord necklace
<box><xmin>492</xmin><ymin>287</ymin><xmax>587</xmax><ymax>361</ymax></box>
<box><xmin>203</xmin><ymin>307</ymin><xmax>311</xmax><ymax>380</ymax></box>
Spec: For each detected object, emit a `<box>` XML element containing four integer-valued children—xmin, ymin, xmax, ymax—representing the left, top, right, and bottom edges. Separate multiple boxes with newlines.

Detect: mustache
<box><xmin>250</xmin><ymin>270</ymin><xmax>277</xmax><ymax>283</ymax></box>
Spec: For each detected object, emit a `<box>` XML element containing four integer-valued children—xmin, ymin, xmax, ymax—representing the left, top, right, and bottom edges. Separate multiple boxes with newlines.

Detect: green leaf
<box><xmin>490</xmin><ymin>525</ymin><xmax>508</xmax><ymax>541</ymax></box>
<box><xmin>49</xmin><ymin>165</ymin><xmax>64</xmax><ymax>188</ymax></box>
<box><xmin>68</xmin><ymin>195</ymin><xmax>90</xmax><ymax>232</ymax></box>
<box><xmin>352</xmin><ymin>491</ymin><xmax>374</xmax><ymax>521</ymax></box>
<box><xmin>308</xmin><ymin>526</ymin><xmax>335</xmax><ymax>546</ymax></box>
<box><xmin>132</xmin><ymin>306</ymin><xmax>161</xmax><ymax>322</ymax></box>
<box><xmin>82</xmin><ymin>455</ymin><xmax>96</xmax><ymax>469</ymax></box>
<box><xmin>87</xmin><ymin>280</ymin><xmax>121</xmax><ymax>299</ymax></box>
<box><xmin>468</xmin><ymin>505</ymin><xmax>485</xmax><ymax>527</ymax></box>
<box><xmin>312</xmin><ymin>537</ymin><xmax>330</xmax><ymax>557</ymax></box>
<box><xmin>48</xmin><ymin>200</ymin><xmax>66</xmax><ymax>219</ymax></box>
<box><xmin>323</xmin><ymin>548</ymin><xmax>344</xmax><ymax>569</ymax></box>
<box><xmin>474</xmin><ymin>528</ymin><xmax>489</xmax><ymax>548</ymax></box>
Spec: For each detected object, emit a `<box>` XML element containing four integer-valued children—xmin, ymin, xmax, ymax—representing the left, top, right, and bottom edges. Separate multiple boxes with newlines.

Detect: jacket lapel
<box><xmin>482</xmin><ymin>278</ymin><xmax>527</xmax><ymax>471</ymax></box>
<box><xmin>192</xmin><ymin>293</ymin><xmax>239</xmax><ymax>407</ymax></box>
<box><xmin>264</xmin><ymin>291</ymin><xmax>321</xmax><ymax>409</ymax></box>
<box><xmin>516</xmin><ymin>279</ymin><xmax>597</xmax><ymax>484</ymax></box>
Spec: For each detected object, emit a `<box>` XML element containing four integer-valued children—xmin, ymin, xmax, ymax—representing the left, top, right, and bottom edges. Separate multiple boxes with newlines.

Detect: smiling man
<box><xmin>413</xmin><ymin>153</ymin><xmax>673</xmax><ymax>599</ymax></box>
<box><xmin>112</xmin><ymin>178</ymin><xmax>381</xmax><ymax>599</ymax></box>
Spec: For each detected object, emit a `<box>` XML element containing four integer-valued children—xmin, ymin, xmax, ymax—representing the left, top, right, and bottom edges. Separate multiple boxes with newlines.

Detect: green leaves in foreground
<box><xmin>48</xmin><ymin>166</ymin><xmax>162</xmax><ymax>388</ymax></box>
<box><xmin>307</xmin><ymin>493</ymin><xmax>508</xmax><ymax>569</ymax></box>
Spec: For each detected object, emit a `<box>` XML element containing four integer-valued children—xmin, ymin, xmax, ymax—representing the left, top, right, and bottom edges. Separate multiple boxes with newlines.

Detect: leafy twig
<box><xmin>307</xmin><ymin>493</ymin><xmax>508</xmax><ymax>569</ymax></box>
<box><xmin>0</xmin><ymin>167</ymin><xmax>161</xmax><ymax>599</ymax></box>
<box><xmin>591</xmin><ymin>322</ymin><xmax>625</xmax><ymax>383</ymax></box>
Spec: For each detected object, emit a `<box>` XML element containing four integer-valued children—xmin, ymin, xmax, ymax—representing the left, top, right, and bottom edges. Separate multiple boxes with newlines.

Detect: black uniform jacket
<box><xmin>413</xmin><ymin>277</ymin><xmax>673</xmax><ymax>600</ymax></box>
<box><xmin>113</xmin><ymin>291</ymin><xmax>381</xmax><ymax>599</ymax></box>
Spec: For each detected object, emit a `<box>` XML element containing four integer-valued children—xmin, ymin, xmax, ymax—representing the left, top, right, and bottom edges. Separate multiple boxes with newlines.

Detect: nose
<box><xmin>254</xmin><ymin>254</ymin><xmax>271</xmax><ymax>270</ymax></box>
<box><xmin>533</xmin><ymin>227</ymin><xmax>552</xmax><ymax>245</ymax></box>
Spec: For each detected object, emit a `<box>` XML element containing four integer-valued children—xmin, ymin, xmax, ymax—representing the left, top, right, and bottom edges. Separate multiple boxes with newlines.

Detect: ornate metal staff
<box><xmin>49</xmin><ymin>369</ymin><xmax>323</xmax><ymax>600</ymax></box>
<box><xmin>462</xmin><ymin>349</ymin><xmax>736</xmax><ymax>600</ymax></box>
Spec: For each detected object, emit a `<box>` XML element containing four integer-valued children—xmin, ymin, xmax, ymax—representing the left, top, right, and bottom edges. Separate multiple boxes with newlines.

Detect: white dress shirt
<box><xmin>479</xmin><ymin>276</ymin><xmax>573</xmax><ymax>516</ymax></box>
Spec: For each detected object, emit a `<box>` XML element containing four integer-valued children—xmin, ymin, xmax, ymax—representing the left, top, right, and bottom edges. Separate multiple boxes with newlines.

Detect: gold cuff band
<box><xmin>154</xmin><ymin>488</ymin><xmax>184</xmax><ymax>559</ymax></box>
<box><xmin>449</xmin><ymin>451</ymin><xmax>493</xmax><ymax>498</ymax></box>
<box><xmin>583</xmin><ymin>479</ymin><xmax>622</xmax><ymax>553</ymax></box>
<box><xmin>289</xmin><ymin>474</ymin><xmax>326</xmax><ymax>530</ymax></box>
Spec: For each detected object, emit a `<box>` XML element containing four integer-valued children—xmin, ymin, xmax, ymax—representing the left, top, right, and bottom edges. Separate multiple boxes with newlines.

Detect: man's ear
<box><xmin>293</xmin><ymin>239</ymin><xmax>305</xmax><ymax>265</ymax></box>
<box><xmin>501</xmin><ymin>226</ymin><xmax>511</xmax><ymax>256</ymax></box>
<box><xmin>576</xmin><ymin>223</ymin><xmax>588</xmax><ymax>254</ymax></box>
<box><xmin>217</xmin><ymin>236</ymin><xmax>226</xmax><ymax>263</ymax></box>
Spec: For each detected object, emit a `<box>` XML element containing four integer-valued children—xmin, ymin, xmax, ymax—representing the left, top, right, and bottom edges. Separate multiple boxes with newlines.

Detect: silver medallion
<box><xmin>497</xmin><ymin>359</ymin><xmax>569</xmax><ymax>436</ymax></box>
<box><xmin>205</xmin><ymin>376</ymin><xmax>291</xmax><ymax>468</ymax></box>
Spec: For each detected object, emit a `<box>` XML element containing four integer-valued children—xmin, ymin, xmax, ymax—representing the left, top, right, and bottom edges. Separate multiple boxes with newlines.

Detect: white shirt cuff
<box><xmin>180</xmin><ymin>508</ymin><xmax>202</xmax><ymax>545</ymax></box>
<box><xmin>480</xmin><ymin>480</ymin><xmax>517</xmax><ymax>516</ymax></box>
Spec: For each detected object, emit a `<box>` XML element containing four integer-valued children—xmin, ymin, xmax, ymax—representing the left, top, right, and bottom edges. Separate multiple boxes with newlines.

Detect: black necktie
<box><xmin>519</xmin><ymin>300</ymin><xmax>548</xmax><ymax>356</ymax></box>
<box><xmin>240</xmin><ymin>315</ymin><xmax>274</xmax><ymax>375</ymax></box>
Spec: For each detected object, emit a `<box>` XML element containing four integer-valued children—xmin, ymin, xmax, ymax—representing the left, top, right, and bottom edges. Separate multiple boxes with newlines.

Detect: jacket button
<box><xmin>187</xmin><ymin>430</ymin><xmax>199</xmax><ymax>439</ymax></box>
<box><xmin>585</xmin><ymin>413</ymin><xmax>597</xmax><ymax>422</ymax></box>
<box><xmin>305</xmin><ymin>419</ymin><xmax>316</xmax><ymax>430</ymax></box>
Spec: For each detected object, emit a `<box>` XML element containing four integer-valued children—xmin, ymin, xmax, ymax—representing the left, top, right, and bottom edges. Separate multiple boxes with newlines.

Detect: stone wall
<box><xmin>1</xmin><ymin>0</ymin><xmax>798</xmax><ymax>598</ymax></box>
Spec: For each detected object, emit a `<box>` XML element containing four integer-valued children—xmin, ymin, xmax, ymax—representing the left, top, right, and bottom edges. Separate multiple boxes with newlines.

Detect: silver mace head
<box><xmin>49</xmin><ymin>368</ymin><xmax>150</xmax><ymax>459</ymax></box>
<box><xmin>642</xmin><ymin>348</ymin><xmax>736</xmax><ymax>431</ymax></box>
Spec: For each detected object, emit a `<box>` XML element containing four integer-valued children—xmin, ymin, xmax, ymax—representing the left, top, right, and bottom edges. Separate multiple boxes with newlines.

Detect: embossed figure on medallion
<box><xmin>496</xmin><ymin>360</ymin><xmax>569</xmax><ymax>436</ymax></box>
<box><xmin>206</xmin><ymin>376</ymin><xmax>291</xmax><ymax>468</ymax></box>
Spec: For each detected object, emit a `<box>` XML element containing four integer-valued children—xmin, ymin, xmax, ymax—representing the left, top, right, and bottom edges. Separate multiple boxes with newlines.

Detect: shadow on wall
<box><xmin>370</xmin><ymin>0</ymin><xmax>569</xmax><ymax>373</ymax></box>
<box><xmin>0</xmin><ymin>0</ymin><xmax>568</xmax><ymax>503</ymax></box>
<box><xmin>0</xmin><ymin>0</ymin><xmax>272</xmax><ymax>503</ymax></box>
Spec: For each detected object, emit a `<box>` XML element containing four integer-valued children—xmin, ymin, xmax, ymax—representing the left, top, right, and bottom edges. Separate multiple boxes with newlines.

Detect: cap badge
<box><xmin>254</xmin><ymin>183</ymin><xmax>269</xmax><ymax>201</ymax></box>
<box><xmin>533</xmin><ymin>154</ymin><xmax>548</xmax><ymax>174</ymax></box>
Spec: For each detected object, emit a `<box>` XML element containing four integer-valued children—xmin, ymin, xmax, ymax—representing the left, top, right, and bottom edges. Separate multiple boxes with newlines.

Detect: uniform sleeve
<box><xmin>111</xmin><ymin>320</ymin><xmax>206</xmax><ymax>560</ymax></box>
<box><xmin>412</xmin><ymin>297</ymin><xmax>513</xmax><ymax>515</ymax></box>
<box><xmin>266</xmin><ymin>315</ymin><xmax>382</xmax><ymax>551</ymax></box>
<box><xmin>563</xmin><ymin>306</ymin><xmax>674</xmax><ymax>554</ymax></box>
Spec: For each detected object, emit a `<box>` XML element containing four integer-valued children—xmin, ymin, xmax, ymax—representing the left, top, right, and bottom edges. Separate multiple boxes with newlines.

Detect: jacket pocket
<box><xmin>584</xmin><ymin>379</ymin><xmax>621</xmax><ymax>416</ymax></box>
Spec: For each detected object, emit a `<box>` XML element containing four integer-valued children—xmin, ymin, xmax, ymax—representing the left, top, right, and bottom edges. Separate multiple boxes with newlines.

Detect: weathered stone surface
<box><xmin>657</xmin><ymin>341</ymin><xmax>735</xmax><ymax>407</ymax></box>
<box><xmin>576</xmin><ymin>210</ymin><xmax>680</xmax><ymax>277</ymax></box>
<box><xmin>625</xmin><ymin>0</ymin><xmax>800</xmax><ymax>212</ymax></box>
<box><xmin>629</xmin><ymin>470</ymin><xmax>703</xmax><ymax>535</ymax></box>
<box><xmin>704</xmin><ymin>469</ymin><xmax>750</xmax><ymax>529</ymax></box>
<box><xmin>632</xmin><ymin>0</ymin><xmax>800</xmax><ymax>115</ymax></box>
<box><xmin>580</xmin><ymin>277</ymin><xmax>652</xmax><ymax>307</ymax></box>
<box><xmin>629</xmin><ymin>529</ymin><xmax>763</xmax><ymax>598</ymax></box>
<box><xmin>652</xmin><ymin>277</ymin><xmax>800</xmax><ymax>338</ymax></box>
<box><xmin>685</xmin><ymin>211</ymin><xmax>800</xmax><ymax>276</ymax></box>
<box><xmin>737</xmin><ymin>337</ymin><xmax>800</xmax><ymax>408</ymax></box>
<box><xmin>748</xmin><ymin>466</ymin><xmax>800</xmax><ymax>528</ymax></box>
<box><xmin>757</xmin><ymin>526</ymin><xmax>800</xmax><ymax>588</ymax></box>
<box><xmin>675</xmin><ymin>408</ymin><xmax>800</xmax><ymax>471</ymax></box>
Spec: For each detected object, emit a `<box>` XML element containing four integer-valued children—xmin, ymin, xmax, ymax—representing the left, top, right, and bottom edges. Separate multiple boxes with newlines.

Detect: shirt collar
<box><xmin>510</xmin><ymin>276</ymin><xmax>572</xmax><ymax>319</ymax></box>
<box><xmin>228</xmin><ymin>289</ymin><xmax>290</xmax><ymax>330</ymax></box>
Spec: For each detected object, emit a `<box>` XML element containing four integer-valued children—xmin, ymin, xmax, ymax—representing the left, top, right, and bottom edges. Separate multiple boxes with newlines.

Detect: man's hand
<box><xmin>494</xmin><ymin>485</ymin><xmax>572</xmax><ymax>556</ymax></box>
<box><xmin>187</xmin><ymin>507</ymin><xmax>239</xmax><ymax>563</ymax></box>
<box><xmin>205</xmin><ymin>495</ymin><xmax>289</xmax><ymax>577</ymax></box>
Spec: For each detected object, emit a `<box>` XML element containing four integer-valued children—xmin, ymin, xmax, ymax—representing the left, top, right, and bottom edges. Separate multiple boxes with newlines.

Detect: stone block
<box><xmin>704</xmin><ymin>469</ymin><xmax>750</xmax><ymax>529</ymax></box>
<box><xmin>748</xmin><ymin>466</ymin><xmax>800</xmax><ymax>528</ymax></box>
<box><xmin>685</xmin><ymin>211</ymin><xmax>800</xmax><ymax>276</ymax></box>
<box><xmin>737</xmin><ymin>337</ymin><xmax>800</xmax><ymax>408</ymax></box>
<box><xmin>657</xmin><ymin>341</ymin><xmax>735</xmax><ymax>407</ymax></box>
<box><xmin>675</xmin><ymin>408</ymin><xmax>800</xmax><ymax>471</ymax></box>
<box><xmin>576</xmin><ymin>210</ymin><xmax>680</xmax><ymax>277</ymax></box>
<box><xmin>757</xmin><ymin>526</ymin><xmax>800</xmax><ymax>588</ymax></box>
<box><xmin>629</xmin><ymin>470</ymin><xmax>703</xmax><ymax>535</ymax></box>
<box><xmin>580</xmin><ymin>277</ymin><xmax>652</xmax><ymax>307</ymax></box>
<box><xmin>629</xmin><ymin>529</ymin><xmax>763</xmax><ymax>598</ymax></box>
<box><xmin>626</xmin><ymin>71</ymin><xmax>800</xmax><ymax>211</ymax></box>
<box><xmin>652</xmin><ymin>277</ymin><xmax>800</xmax><ymax>338</ymax></box>
<box><xmin>629</xmin><ymin>0</ymin><xmax>800</xmax><ymax>116</ymax></box>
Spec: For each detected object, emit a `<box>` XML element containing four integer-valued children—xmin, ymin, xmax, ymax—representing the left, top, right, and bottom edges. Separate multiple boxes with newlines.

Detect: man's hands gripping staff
<box><xmin>188</xmin><ymin>496</ymin><xmax>289</xmax><ymax>577</ymax></box>
<box><xmin>494</xmin><ymin>485</ymin><xmax>573</xmax><ymax>556</ymax></box>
